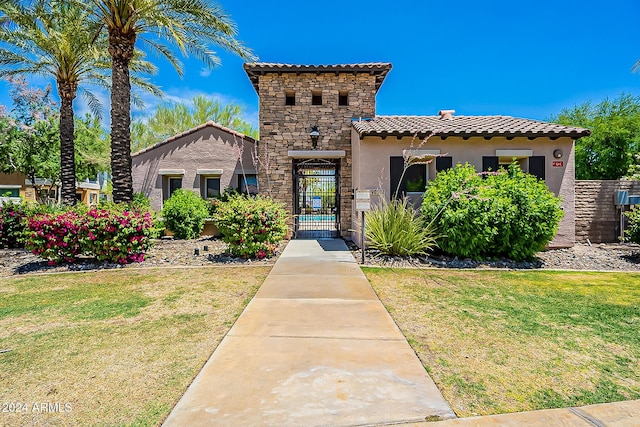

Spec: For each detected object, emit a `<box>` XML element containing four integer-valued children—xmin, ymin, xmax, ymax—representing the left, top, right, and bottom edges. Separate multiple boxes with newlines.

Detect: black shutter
<box><xmin>436</xmin><ymin>156</ymin><xmax>453</xmax><ymax>172</ymax></box>
<box><xmin>529</xmin><ymin>156</ymin><xmax>545</xmax><ymax>180</ymax></box>
<box><xmin>482</xmin><ymin>156</ymin><xmax>499</xmax><ymax>172</ymax></box>
<box><xmin>390</xmin><ymin>157</ymin><xmax>404</xmax><ymax>199</ymax></box>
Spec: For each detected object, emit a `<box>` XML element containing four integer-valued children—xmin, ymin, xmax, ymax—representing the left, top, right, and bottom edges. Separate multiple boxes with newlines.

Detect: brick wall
<box><xmin>575</xmin><ymin>180</ymin><xmax>640</xmax><ymax>242</ymax></box>
<box><xmin>256</xmin><ymin>72</ymin><xmax>378</xmax><ymax>235</ymax></box>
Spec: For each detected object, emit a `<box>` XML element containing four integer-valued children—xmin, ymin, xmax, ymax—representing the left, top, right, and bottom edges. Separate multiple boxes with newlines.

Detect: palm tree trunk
<box><xmin>109</xmin><ymin>32</ymin><xmax>135</xmax><ymax>204</ymax></box>
<box><xmin>59</xmin><ymin>82</ymin><xmax>77</xmax><ymax>206</ymax></box>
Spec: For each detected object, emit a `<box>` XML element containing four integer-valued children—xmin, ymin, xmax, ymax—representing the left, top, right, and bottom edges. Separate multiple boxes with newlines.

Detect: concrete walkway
<box><xmin>163</xmin><ymin>239</ymin><xmax>455</xmax><ymax>426</ymax></box>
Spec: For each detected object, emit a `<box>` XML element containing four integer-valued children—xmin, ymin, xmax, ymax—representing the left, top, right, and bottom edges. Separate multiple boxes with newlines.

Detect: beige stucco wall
<box><xmin>353</xmin><ymin>134</ymin><xmax>576</xmax><ymax>248</ymax></box>
<box><xmin>131</xmin><ymin>126</ymin><xmax>255</xmax><ymax>211</ymax></box>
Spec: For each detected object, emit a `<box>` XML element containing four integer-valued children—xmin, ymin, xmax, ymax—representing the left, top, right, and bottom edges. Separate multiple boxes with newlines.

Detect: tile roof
<box><xmin>352</xmin><ymin>115</ymin><xmax>591</xmax><ymax>139</ymax></box>
<box><xmin>131</xmin><ymin>121</ymin><xmax>257</xmax><ymax>157</ymax></box>
<box><xmin>243</xmin><ymin>62</ymin><xmax>392</xmax><ymax>92</ymax></box>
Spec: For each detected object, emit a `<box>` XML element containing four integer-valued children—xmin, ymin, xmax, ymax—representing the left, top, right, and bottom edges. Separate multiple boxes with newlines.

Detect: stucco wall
<box><xmin>131</xmin><ymin>126</ymin><xmax>255</xmax><ymax>211</ymax></box>
<box><xmin>256</xmin><ymin>72</ymin><xmax>378</xmax><ymax>235</ymax></box>
<box><xmin>353</xmin><ymin>134</ymin><xmax>576</xmax><ymax>248</ymax></box>
<box><xmin>575</xmin><ymin>180</ymin><xmax>640</xmax><ymax>243</ymax></box>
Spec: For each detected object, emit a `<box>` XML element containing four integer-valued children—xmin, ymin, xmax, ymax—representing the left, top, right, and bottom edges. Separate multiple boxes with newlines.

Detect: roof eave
<box><xmin>244</xmin><ymin>63</ymin><xmax>392</xmax><ymax>93</ymax></box>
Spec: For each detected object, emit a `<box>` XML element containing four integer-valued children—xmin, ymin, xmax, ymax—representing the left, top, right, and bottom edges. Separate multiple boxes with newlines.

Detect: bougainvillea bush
<box><xmin>0</xmin><ymin>201</ymin><xmax>28</xmax><ymax>249</ymax></box>
<box><xmin>25</xmin><ymin>207</ymin><xmax>157</xmax><ymax>264</ymax></box>
<box><xmin>0</xmin><ymin>201</ymin><xmax>53</xmax><ymax>249</ymax></box>
<box><xmin>80</xmin><ymin>209</ymin><xmax>156</xmax><ymax>263</ymax></box>
<box><xmin>421</xmin><ymin>163</ymin><xmax>564</xmax><ymax>261</ymax></box>
<box><xmin>214</xmin><ymin>194</ymin><xmax>288</xmax><ymax>258</ymax></box>
<box><xmin>25</xmin><ymin>210</ymin><xmax>85</xmax><ymax>264</ymax></box>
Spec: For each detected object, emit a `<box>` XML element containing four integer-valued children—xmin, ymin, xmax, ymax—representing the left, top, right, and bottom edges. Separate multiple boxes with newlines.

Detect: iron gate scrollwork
<box><xmin>293</xmin><ymin>159</ymin><xmax>340</xmax><ymax>238</ymax></box>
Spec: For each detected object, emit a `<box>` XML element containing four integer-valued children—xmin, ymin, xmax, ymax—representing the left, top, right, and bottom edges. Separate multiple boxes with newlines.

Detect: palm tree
<box><xmin>83</xmin><ymin>0</ymin><xmax>254</xmax><ymax>203</ymax></box>
<box><xmin>0</xmin><ymin>0</ymin><xmax>109</xmax><ymax>205</ymax></box>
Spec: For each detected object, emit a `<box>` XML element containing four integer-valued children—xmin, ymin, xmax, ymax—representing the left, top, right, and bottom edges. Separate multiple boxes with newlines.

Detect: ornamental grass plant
<box><xmin>364</xmin><ymin>197</ymin><xmax>438</xmax><ymax>257</ymax></box>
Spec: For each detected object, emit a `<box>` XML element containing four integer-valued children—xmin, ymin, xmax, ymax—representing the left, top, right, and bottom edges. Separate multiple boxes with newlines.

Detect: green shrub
<box><xmin>364</xmin><ymin>197</ymin><xmax>438</xmax><ymax>257</ymax></box>
<box><xmin>214</xmin><ymin>194</ymin><xmax>288</xmax><ymax>258</ymax></box>
<box><xmin>162</xmin><ymin>189</ymin><xmax>209</xmax><ymax>239</ymax></box>
<box><xmin>626</xmin><ymin>208</ymin><xmax>640</xmax><ymax>243</ymax></box>
<box><xmin>421</xmin><ymin>163</ymin><xmax>563</xmax><ymax>261</ymax></box>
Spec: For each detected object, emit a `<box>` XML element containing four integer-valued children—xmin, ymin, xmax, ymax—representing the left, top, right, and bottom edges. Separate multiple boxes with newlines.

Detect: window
<box><xmin>0</xmin><ymin>187</ymin><xmax>20</xmax><ymax>198</ymax></box>
<box><xmin>167</xmin><ymin>177</ymin><xmax>182</xmax><ymax>199</ymax></box>
<box><xmin>390</xmin><ymin>157</ymin><xmax>426</xmax><ymax>197</ymax></box>
<box><xmin>285</xmin><ymin>91</ymin><xmax>296</xmax><ymax>106</ymax></box>
<box><xmin>484</xmin><ymin>154</ymin><xmax>546</xmax><ymax>180</ymax></box>
<box><xmin>312</xmin><ymin>90</ymin><xmax>322</xmax><ymax>106</ymax></box>
<box><xmin>204</xmin><ymin>177</ymin><xmax>221</xmax><ymax>199</ymax></box>
<box><xmin>239</xmin><ymin>174</ymin><xmax>258</xmax><ymax>194</ymax></box>
<box><xmin>338</xmin><ymin>91</ymin><xmax>349</xmax><ymax>106</ymax></box>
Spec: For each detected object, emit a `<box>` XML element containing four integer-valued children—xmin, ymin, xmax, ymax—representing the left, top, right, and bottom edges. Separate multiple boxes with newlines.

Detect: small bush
<box><xmin>421</xmin><ymin>163</ymin><xmax>563</xmax><ymax>261</ymax></box>
<box><xmin>24</xmin><ymin>206</ymin><xmax>157</xmax><ymax>264</ymax></box>
<box><xmin>80</xmin><ymin>209</ymin><xmax>156</xmax><ymax>263</ymax></box>
<box><xmin>162</xmin><ymin>189</ymin><xmax>209</xmax><ymax>239</ymax></box>
<box><xmin>214</xmin><ymin>194</ymin><xmax>288</xmax><ymax>258</ymax></box>
<box><xmin>25</xmin><ymin>210</ymin><xmax>85</xmax><ymax>263</ymax></box>
<box><xmin>626</xmin><ymin>208</ymin><xmax>640</xmax><ymax>243</ymax></box>
<box><xmin>0</xmin><ymin>201</ymin><xmax>27</xmax><ymax>248</ymax></box>
<box><xmin>364</xmin><ymin>197</ymin><xmax>438</xmax><ymax>257</ymax></box>
<box><xmin>0</xmin><ymin>201</ymin><xmax>54</xmax><ymax>249</ymax></box>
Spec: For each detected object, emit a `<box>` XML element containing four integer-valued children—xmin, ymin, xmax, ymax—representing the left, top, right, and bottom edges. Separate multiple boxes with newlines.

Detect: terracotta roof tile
<box><xmin>131</xmin><ymin>121</ymin><xmax>257</xmax><ymax>157</ymax></box>
<box><xmin>352</xmin><ymin>115</ymin><xmax>591</xmax><ymax>139</ymax></box>
<box><xmin>243</xmin><ymin>62</ymin><xmax>392</xmax><ymax>92</ymax></box>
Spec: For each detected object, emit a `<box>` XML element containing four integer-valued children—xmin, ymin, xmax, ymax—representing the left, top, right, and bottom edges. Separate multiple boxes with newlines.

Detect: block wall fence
<box><xmin>575</xmin><ymin>180</ymin><xmax>640</xmax><ymax>243</ymax></box>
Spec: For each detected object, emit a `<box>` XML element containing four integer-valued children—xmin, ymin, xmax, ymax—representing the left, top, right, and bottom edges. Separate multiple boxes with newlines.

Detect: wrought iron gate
<box><xmin>293</xmin><ymin>159</ymin><xmax>340</xmax><ymax>238</ymax></box>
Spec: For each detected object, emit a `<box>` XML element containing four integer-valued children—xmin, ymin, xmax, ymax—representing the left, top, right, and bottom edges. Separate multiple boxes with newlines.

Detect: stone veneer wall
<box><xmin>575</xmin><ymin>180</ymin><xmax>640</xmax><ymax>242</ymax></box>
<box><xmin>256</xmin><ymin>72</ymin><xmax>377</xmax><ymax>236</ymax></box>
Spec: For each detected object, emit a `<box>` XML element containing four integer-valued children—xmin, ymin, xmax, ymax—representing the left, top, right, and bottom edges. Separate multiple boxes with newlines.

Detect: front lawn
<box><xmin>364</xmin><ymin>268</ymin><xmax>640</xmax><ymax>417</ymax></box>
<box><xmin>0</xmin><ymin>267</ymin><xmax>269</xmax><ymax>426</ymax></box>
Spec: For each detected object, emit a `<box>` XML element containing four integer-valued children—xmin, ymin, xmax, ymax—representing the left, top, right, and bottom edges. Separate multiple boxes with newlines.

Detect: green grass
<box><xmin>364</xmin><ymin>268</ymin><xmax>640</xmax><ymax>417</ymax></box>
<box><xmin>0</xmin><ymin>267</ymin><xmax>269</xmax><ymax>426</ymax></box>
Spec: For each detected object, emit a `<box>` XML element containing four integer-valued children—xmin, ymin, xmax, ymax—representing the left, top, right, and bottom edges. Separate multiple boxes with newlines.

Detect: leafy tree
<box><xmin>74</xmin><ymin>113</ymin><xmax>110</xmax><ymax>181</ymax></box>
<box><xmin>0</xmin><ymin>0</ymin><xmax>109</xmax><ymax>205</ymax></box>
<box><xmin>0</xmin><ymin>77</ymin><xmax>60</xmax><ymax>202</ymax></box>
<box><xmin>551</xmin><ymin>94</ymin><xmax>640</xmax><ymax>180</ymax></box>
<box><xmin>82</xmin><ymin>0</ymin><xmax>255</xmax><ymax>203</ymax></box>
<box><xmin>131</xmin><ymin>95</ymin><xmax>258</xmax><ymax>152</ymax></box>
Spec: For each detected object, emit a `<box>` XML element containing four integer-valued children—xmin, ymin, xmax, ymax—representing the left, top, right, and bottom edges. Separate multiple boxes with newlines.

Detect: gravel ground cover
<box><xmin>349</xmin><ymin>242</ymin><xmax>640</xmax><ymax>271</ymax></box>
<box><xmin>0</xmin><ymin>237</ymin><xmax>286</xmax><ymax>278</ymax></box>
<box><xmin>2</xmin><ymin>238</ymin><xmax>639</xmax><ymax>278</ymax></box>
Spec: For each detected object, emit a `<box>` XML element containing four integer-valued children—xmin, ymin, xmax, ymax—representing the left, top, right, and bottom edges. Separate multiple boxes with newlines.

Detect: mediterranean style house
<box><xmin>243</xmin><ymin>62</ymin><xmax>590</xmax><ymax>247</ymax></box>
<box><xmin>131</xmin><ymin>121</ymin><xmax>257</xmax><ymax>212</ymax></box>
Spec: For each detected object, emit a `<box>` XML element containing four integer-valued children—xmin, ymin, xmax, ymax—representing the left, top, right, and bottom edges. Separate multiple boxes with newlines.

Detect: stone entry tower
<box><xmin>244</xmin><ymin>63</ymin><xmax>391</xmax><ymax>237</ymax></box>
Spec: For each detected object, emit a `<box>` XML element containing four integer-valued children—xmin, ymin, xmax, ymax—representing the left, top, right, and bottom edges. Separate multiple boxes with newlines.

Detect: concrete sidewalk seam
<box><xmin>569</xmin><ymin>407</ymin><xmax>607</xmax><ymax>427</ymax></box>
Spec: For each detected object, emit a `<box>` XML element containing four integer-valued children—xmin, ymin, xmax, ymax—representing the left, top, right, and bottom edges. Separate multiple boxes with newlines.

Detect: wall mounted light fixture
<box><xmin>310</xmin><ymin>126</ymin><xmax>320</xmax><ymax>148</ymax></box>
<box><xmin>553</xmin><ymin>149</ymin><xmax>563</xmax><ymax>159</ymax></box>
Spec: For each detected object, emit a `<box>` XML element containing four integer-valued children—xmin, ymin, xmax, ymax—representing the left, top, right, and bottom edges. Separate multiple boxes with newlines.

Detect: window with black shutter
<box><xmin>390</xmin><ymin>156</ymin><xmax>426</xmax><ymax>197</ymax></box>
<box><xmin>436</xmin><ymin>156</ymin><xmax>453</xmax><ymax>172</ymax></box>
<box><xmin>529</xmin><ymin>156</ymin><xmax>545</xmax><ymax>180</ymax></box>
<box><xmin>482</xmin><ymin>156</ymin><xmax>499</xmax><ymax>174</ymax></box>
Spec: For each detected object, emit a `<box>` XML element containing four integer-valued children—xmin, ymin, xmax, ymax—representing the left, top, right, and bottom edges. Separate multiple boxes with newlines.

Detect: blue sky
<box><xmin>2</xmin><ymin>0</ymin><xmax>640</xmax><ymax>128</ymax></box>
